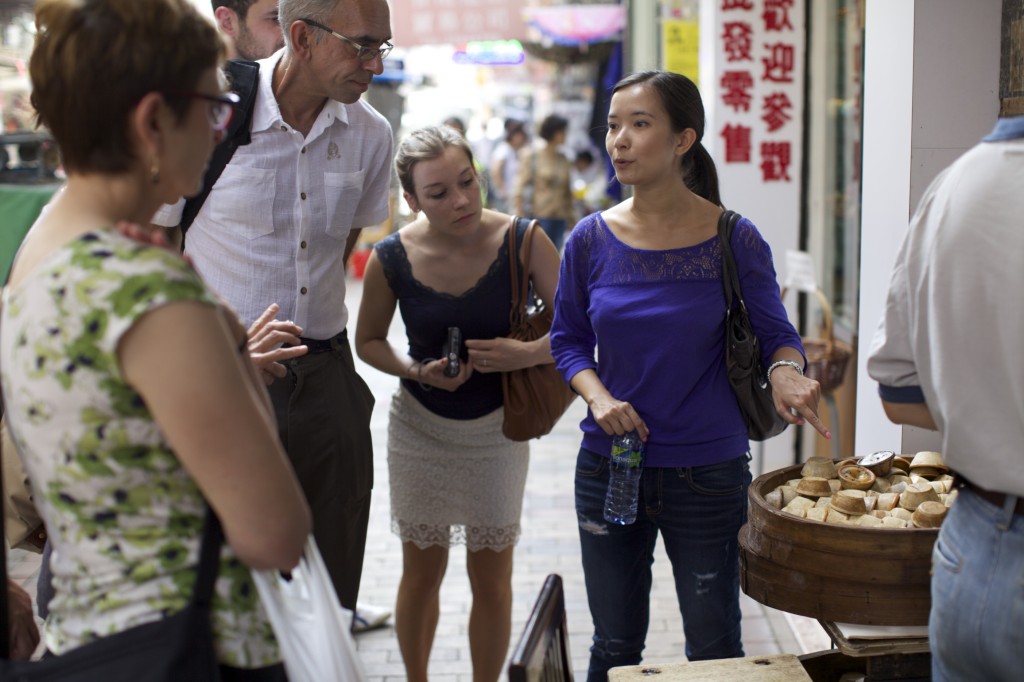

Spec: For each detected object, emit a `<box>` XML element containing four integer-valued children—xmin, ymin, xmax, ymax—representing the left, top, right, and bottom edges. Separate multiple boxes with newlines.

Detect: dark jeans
<box><xmin>574</xmin><ymin>448</ymin><xmax>751</xmax><ymax>681</ymax></box>
<box><xmin>266</xmin><ymin>332</ymin><xmax>374</xmax><ymax>612</ymax></box>
<box><xmin>537</xmin><ymin>217</ymin><xmax>567</xmax><ymax>252</ymax></box>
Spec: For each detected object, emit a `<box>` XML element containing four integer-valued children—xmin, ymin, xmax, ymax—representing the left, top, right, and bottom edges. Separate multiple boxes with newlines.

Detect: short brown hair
<box><xmin>30</xmin><ymin>0</ymin><xmax>224</xmax><ymax>174</ymax></box>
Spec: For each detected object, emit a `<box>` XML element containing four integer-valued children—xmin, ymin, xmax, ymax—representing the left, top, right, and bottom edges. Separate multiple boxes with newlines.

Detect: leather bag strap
<box><xmin>717</xmin><ymin>209</ymin><xmax>746</xmax><ymax>313</ymax></box>
<box><xmin>507</xmin><ymin>216</ymin><xmax>538</xmax><ymax>328</ymax></box>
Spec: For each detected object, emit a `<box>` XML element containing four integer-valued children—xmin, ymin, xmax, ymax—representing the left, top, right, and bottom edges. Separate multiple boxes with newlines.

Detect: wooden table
<box><xmin>609</xmin><ymin>653</ymin><xmax>813</xmax><ymax>681</ymax></box>
<box><xmin>798</xmin><ymin>621</ymin><xmax>931</xmax><ymax>682</ymax></box>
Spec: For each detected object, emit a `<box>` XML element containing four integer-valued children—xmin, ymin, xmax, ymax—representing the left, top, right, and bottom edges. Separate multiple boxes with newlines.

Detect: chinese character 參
<box><xmin>763</xmin><ymin>0</ymin><xmax>795</xmax><ymax>32</ymax></box>
<box><xmin>721</xmin><ymin>0</ymin><xmax>754</xmax><ymax>10</ymax></box>
<box><xmin>720</xmin><ymin>70</ymin><xmax>754</xmax><ymax>112</ymax></box>
<box><xmin>761</xmin><ymin>141</ymin><xmax>792</xmax><ymax>181</ymax></box>
<box><xmin>762</xmin><ymin>43</ymin><xmax>795</xmax><ymax>82</ymax></box>
<box><xmin>721</xmin><ymin>124</ymin><xmax>752</xmax><ymax>163</ymax></box>
<box><xmin>722</xmin><ymin>22</ymin><xmax>753</xmax><ymax>61</ymax></box>
<box><xmin>761</xmin><ymin>92</ymin><xmax>793</xmax><ymax>132</ymax></box>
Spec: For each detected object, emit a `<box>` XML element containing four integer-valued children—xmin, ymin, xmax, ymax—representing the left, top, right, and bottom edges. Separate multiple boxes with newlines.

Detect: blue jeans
<box><xmin>930</xmin><ymin>487</ymin><xmax>1024</xmax><ymax>681</ymax></box>
<box><xmin>574</xmin><ymin>448</ymin><xmax>751</xmax><ymax>681</ymax></box>
<box><xmin>537</xmin><ymin>218</ymin><xmax>567</xmax><ymax>252</ymax></box>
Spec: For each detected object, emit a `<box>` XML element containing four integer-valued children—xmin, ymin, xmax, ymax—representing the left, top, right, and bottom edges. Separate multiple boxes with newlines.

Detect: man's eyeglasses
<box><xmin>164</xmin><ymin>91</ymin><xmax>241</xmax><ymax>131</ymax></box>
<box><xmin>300</xmin><ymin>18</ymin><xmax>393</xmax><ymax>62</ymax></box>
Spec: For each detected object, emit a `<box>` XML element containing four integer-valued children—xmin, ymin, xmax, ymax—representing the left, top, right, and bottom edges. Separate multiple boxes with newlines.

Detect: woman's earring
<box><xmin>150</xmin><ymin>160</ymin><xmax>160</xmax><ymax>185</ymax></box>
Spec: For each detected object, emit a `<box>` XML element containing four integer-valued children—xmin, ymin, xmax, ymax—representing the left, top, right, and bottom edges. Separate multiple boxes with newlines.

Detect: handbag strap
<box><xmin>507</xmin><ymin>215</ymin><xmax>538</xmax><ymax>328</ymax></box>
<box><xmin>717</xmin><ymin>209</ymin><xmax>746</xmax><ymax>314</ymax></box>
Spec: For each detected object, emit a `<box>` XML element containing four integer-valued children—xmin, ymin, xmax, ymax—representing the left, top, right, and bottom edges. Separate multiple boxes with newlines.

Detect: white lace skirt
<box><xmin>387</xmin><ymin>386</ymin><xmax>529</xmax><ymax>551</ymax></box>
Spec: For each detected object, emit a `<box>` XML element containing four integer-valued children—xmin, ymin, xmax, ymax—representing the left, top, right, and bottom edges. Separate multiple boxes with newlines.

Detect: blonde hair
<box><xmin>394</xmin><ymin>125</ymin><xmax>477</xmax><ymax>197</ymax></box>
<box><xmin>30</xmin><ymin>0</ymin><xmax>223</xmax><ymax>173</ymax></box>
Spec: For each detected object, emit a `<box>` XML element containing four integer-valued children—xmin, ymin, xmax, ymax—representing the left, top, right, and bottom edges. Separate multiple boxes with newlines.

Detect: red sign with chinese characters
<box><xmin>714</xmin><ymin>0</ymin><xmax>802</xmax><ymax>185</ymax></box>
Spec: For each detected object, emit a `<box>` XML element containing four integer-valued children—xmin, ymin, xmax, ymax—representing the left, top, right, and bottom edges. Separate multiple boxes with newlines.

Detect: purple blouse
<box><xmin>550</xmin><ymin>212</ymin><xmax>804</xmax><ymax>468</ymax></box>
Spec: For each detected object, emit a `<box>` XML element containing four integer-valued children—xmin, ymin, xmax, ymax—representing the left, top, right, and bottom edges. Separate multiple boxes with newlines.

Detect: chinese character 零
<box><xmin>720</xmin><ymin>70</ymin><xmax>754</xmax><ymax>112</ymax></box>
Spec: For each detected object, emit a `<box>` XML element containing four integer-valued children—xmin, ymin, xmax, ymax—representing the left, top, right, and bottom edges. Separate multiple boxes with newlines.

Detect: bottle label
<box><xmin>610</xmin><ymin>444</ymin><xmax>643</xmax><ymax>468</ymax></box>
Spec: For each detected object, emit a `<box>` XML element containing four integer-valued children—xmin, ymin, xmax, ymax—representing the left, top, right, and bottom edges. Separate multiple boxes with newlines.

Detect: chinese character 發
<box><xmin>722</xmin><ymin>22</ymin><xmax>753</xmax><ymax>62</ymax></box>
<box><xmin>760</xmin><ymin>141</ymin><xmax>792</xmax><ymax>181</ymax></box>
<box><xmin>721</xmin><ymin>124</ymin><xmax>753</xmax><ymax>162</ymax></box>
<box><xmin>720</xmin><ymin>70</ymin><xmax>754</xmax><ymax>112</ymax></box>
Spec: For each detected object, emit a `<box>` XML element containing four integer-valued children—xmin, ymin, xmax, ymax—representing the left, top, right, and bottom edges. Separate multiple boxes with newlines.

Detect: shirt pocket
<box><xmin>208</xmin><ymin>165</ymin><xmax>276</xmax><ymax>239</ymax></box>
<box><xmin>323</xmin><ymin>170</ymin><xmax>366</xmax><ymax>241</ymax></box>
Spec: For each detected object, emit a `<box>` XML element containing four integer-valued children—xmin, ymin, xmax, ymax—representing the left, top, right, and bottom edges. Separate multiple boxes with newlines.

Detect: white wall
<box><xmin>855</xmin><ymin>0</ymin><xmax>1000</xmax><ymax>454</ymax></box>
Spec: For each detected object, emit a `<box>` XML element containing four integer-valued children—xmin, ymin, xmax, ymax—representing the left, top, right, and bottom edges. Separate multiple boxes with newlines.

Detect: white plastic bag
<box><xmin>251</xmin><ymin>536</ymin><xmax>366</xmax><ymax>682</ymax></box>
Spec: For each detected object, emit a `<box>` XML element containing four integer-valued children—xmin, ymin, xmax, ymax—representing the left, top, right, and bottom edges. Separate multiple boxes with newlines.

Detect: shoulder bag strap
<box><xmin>180</xmin><ymin>59</ymin><xmax>260</xmax><ymax>237</ymax></box>
<box><xmin>717</xmin><ymin>209</ymin><xmax>746</xmax><ymax>314</ymax></box>
<box><xmin>508</xmin><ymin>216</ymin><xmax>537</xmax><ymax>328</ymax></box>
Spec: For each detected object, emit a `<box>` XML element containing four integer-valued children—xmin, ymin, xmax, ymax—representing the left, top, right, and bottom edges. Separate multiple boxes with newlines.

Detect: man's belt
<box><xmin>954</xmin><ymin>473</ymin><xmax>1024</xmax><ymax>515</ymax></box>
<box><xmin>296</xmin><ymin>329</ymin><xmax>348</xmax><ymax>354</ymax></box>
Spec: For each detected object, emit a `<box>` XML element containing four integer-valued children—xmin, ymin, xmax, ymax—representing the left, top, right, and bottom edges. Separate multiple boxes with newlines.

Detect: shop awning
<box><xmin>521</xmin><ymin>4</ymin><xmax>626</xmax><ymax>47</ymax></box>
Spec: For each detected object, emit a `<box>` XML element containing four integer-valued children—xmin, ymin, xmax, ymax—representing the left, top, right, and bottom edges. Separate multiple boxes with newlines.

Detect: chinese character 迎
<box><xmin>762</xmin><ymin>43</ymin><xmax>795</xmax><ymax>82</ymax></box>
<box><xmin>761</xmin><ymin>92</ymin><xmax>792</xmax><ymax>132</ymax></box>
<box><xmin>722</xmin><ymin>22</ymin><xmax>753</xmax><ymax>62</ymax></box>
<box><xmin>720</xmin><ymin>70</ymin><xmax>754</xmax><ymax>112</ymax></box>
<box><xmin>761</xmin><ymin>141</ymin><xmax>792</xmax><ymax>181</ymax></box>
<box><xmin>721</xmin><ymin>124</ymin><xmax>753</xmax><ymax>162</ymax></box>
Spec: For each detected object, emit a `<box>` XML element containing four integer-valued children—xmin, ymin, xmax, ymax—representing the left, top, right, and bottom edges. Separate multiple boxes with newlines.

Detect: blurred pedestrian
<box><xmin>514</xmin><ymin>113</ymin><xmax>575</xmax><ymax>250</ymax></box>
<box><xmin>489</xmin><ymin>118</ymin><xmax>528</xmax><ymax>213</ymax></box>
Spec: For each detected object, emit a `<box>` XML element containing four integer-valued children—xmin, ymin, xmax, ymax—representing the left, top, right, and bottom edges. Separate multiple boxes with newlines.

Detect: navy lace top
<box><xmin>374</xmin><ymin>222</ymin><xmax>526</xmax><ymax>419</ymax></box>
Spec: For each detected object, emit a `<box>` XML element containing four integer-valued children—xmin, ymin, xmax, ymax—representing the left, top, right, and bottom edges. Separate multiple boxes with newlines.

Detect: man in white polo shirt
<box><xmin>153</xmin><ymin>0</ymin><xmax>393</xmax><ymax>614</ymax></box>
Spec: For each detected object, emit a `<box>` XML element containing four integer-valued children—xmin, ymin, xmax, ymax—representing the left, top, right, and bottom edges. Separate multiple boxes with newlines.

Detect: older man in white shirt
<box><xmin>153</xmin><ymin>0</ymin><xmax>394</xmax><ymax>613</ymax></box>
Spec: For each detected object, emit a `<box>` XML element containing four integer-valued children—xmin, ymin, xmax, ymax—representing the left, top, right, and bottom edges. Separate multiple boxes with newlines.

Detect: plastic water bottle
<box><xmin>603</xmin><ymin>432</ymin><xmax>645</xmax><ymax>525</ymax></box>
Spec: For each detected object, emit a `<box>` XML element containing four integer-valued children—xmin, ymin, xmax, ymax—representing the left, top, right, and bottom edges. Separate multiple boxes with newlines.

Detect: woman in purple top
<box><xmin>550</xmin><ymin>70</ymin><xmax>830</xmax><ymax>680</ymax></box>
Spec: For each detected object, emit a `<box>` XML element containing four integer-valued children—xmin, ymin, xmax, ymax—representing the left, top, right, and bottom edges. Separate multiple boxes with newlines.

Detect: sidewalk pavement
<box><xmin>5</xmin><ymin>273</ymin><xmax>831</xmax><ymax>680</ymax></box>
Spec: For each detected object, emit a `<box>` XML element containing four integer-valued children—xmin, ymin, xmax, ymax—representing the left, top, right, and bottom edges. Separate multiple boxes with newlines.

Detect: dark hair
<box><xmin>611</xmin><ymin>70</ymin><xmax>721</xmax><ymax>206</ymax></box>
<box><xmin>212</xmin><ymin>0</ymin><xmax>256</xmax><ymax>18</ymax></box>
<box><xmin>31</xmin><ymin>0</ymin><xmax>223</xmax><ymax>174</ymax></box>
<box><xmin>575</xmin><ymin>149</ymin><xmax>594</xmax><ymax>164</ymax></box>
<box><xmin>504</xmin><ymin>120</ymin><xmax>526</xmax><ymax>143</ymax></box>
<box><xmin>538</xmin><ymin>114</ymin><xmax>568</xmax><ymax>143</ymax></box>
<box><xmin>443</xmin><ymin>116</ymin><xmax>466</xmax><ymax>136</ymax></box>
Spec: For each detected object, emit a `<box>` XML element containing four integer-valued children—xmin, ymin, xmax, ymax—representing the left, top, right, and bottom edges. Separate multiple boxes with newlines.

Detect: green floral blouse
<box><xmin>0</xmin><ymin>230</ymin><xmax>279</xmax><ymax>667</ymax></box>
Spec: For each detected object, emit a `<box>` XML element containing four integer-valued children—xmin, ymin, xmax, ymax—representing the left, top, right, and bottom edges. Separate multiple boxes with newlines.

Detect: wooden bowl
<box><xmin>857</xmin><ymin>450</ymin><xmax>895</xmax><ymax>476</ymax></box>
<box><xmin>899</xmin><ymin>482</ymin><xmax>941</xmax><ymax>510</ymax></box>
<box><xmin>838</xmin><ymin>465</ymin><xmax>877</xmax><ymax>491</ymax></box>
<box><xmin>892</xmin><ymin>456</ymin><xmax>912</xmax><ymax>474</ymax></box>
<box><xmin>801</xmin><ymin>457</ymin><xmax>838</xmax><ymax>479</ymax></box>
<box><xmin>830</xmin><ymin>490</ymin><xmax>868</xmax><ymax>515</ymax></box>
<box><xmin>912</xmin><ymin>501</ymin><xmax>948</xmax><ymax>528</ymax></box>
<box><xmin>795</xmin><ymin>477</ymin><xmax>833</xmax><ymax>498</ymax></box>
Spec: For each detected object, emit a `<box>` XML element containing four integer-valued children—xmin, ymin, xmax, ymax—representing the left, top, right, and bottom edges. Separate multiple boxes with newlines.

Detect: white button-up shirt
<box><xmin>154</xmin><ymin>50</ymin><xmax>393</xmax><ymax>339</ymax></box>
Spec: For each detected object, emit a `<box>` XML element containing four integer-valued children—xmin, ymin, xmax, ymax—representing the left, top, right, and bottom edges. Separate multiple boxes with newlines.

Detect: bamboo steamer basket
<box><xmin>739</xmin><ymin>463</ymin><xmax>938</xmax><ymax>625</ymax></box>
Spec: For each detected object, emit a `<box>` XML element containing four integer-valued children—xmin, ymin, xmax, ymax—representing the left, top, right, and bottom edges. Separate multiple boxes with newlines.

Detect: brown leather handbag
<box><xmin>501</xmin><ymin>217</ymin><xmax>576</xmax><ymax>441</ymax></box>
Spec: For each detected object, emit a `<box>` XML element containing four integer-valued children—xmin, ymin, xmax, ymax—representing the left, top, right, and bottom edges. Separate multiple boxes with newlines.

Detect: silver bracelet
<box><xmin>767</xmin><ymin>360</ymin><xmax>804</xmax><ymax>384</ymax></box>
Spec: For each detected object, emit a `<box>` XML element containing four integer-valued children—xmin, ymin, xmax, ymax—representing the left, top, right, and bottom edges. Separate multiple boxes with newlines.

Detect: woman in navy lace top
<box><xmin>355</xmin><ymin>125</ymin><xmax>561</xmax><ymax>682</ymax></box>
<box><xmin>550</xmin><ymin>70</ymin><xmax>829</xmax><ymax>680</ymax></box>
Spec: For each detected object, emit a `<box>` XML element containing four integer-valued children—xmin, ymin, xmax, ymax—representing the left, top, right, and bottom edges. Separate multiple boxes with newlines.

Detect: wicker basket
<box><xmin>781</xmin><ymin>287</ymin><xmax>852</xmax><ymax>394</ymax></box>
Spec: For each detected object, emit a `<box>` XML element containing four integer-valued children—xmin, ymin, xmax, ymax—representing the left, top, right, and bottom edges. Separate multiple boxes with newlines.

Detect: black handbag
<box><xmin>1</xmin><ymin>431</ymin><xmax>225</xmax><ymax>680</ymax></box>
<box><xmin>718</xmin><ymin>210</ymin><xmax>788</xmax><ymax>441</ymax></box>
